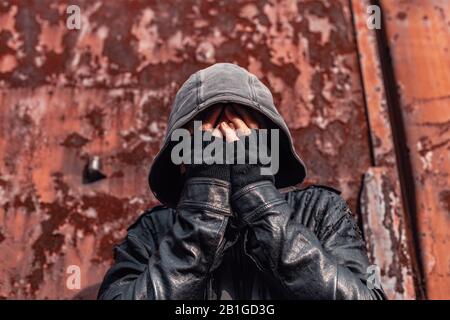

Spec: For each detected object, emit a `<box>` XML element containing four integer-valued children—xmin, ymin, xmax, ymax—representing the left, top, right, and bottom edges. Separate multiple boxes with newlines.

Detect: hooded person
<box><xmin>97</xmin><ymin>63</ymin><xmax>386</xmax><ymax>300</ymax></box>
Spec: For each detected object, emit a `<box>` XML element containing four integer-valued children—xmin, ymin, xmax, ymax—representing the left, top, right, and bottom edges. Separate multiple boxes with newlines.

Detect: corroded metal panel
<box><xmin>0</xmin><ymin>0</ymin><xmax>372</xmax><ymax>299</ymax></box>
<box><xmin>351</xmin><ymin>0</ymin><xmax>418</xmax><ymax>299</ymax></box>
<box><xmin>0</xmin><ymin>87</ymin><xmax>165</xmax><ymax>299</ymax></box>
<box><xmin>380</xmin><ymin>0</ymin><xmax>450</xmax><ymax>299</ymax></box>
<box><xmin>361</xmin><ymin>168</ymin><xmax>416</xmax><ymax>300</ymax></box>
<box><xmin>351</xmin><ymin>0</ymin><xmax>395</xmax><ymax>167</ymax></box>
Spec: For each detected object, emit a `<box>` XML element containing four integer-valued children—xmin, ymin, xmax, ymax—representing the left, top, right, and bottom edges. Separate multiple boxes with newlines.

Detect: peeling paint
<box><xmin>0</xmin><ymin>0</ymin><xmax>447</xmax><ymax>300</ymax></box>
<box><xmin>361</xmin><ymin>168</ymin><xmax>416</xmax><ymax>299</ymax></box>
<box><xmin>0</xmin><ymin>0</ymin><xmax>374</xmax><ymax>299</ymax></box>
<box><xmin>381</xmin><ymin>0</ymin><xmax>450</xmax><ymax>299</ymax></box>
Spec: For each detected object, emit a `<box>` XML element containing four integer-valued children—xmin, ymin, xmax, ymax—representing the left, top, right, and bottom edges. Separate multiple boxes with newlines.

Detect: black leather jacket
<box><xmin>97</xmin><ymin>64</ymin><xmax>385</xmax><ymax>300</ymax></box>
<box><xmin>97</xmin><ymin>178</ymin><xmax>385</xmax><ymax>300</ymax></box>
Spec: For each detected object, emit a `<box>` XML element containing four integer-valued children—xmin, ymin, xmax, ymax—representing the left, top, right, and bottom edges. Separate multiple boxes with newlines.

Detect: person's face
<box><xmin>186</xmin><ymin>103</ymin><xmax>265</xmax><ymax>142</ymax></box>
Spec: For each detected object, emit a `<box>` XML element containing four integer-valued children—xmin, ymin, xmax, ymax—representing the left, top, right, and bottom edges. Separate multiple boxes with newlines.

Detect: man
<box><xmin>97</xmin><ymin>63</ymin><xmax>385</xmax><ymax>300</ymax></box>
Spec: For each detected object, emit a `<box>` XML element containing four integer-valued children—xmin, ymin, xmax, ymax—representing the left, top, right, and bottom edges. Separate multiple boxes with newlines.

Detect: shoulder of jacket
<box><xmin>286</xmin><ymin>185</ymin><xmax>353</xmax><ymax>232</ymax></box>
<box><xmin>126</xmin><ymin>204</ymin><xmax>173</xmax><ymax>232</ymax></box>
<box><xmin>305</xmin><ymin>184</ymin><xmax>342</xmax><ymax>195</ymax></box>
<box><xmin>283</xmin><ymin>184</ymin><xmax>342</xmax><ymax>196</ymax></box>
<box><xmin>285</xmin><ymin>184</ymin><xmax>348</xmax><ymax>216</ymax></box>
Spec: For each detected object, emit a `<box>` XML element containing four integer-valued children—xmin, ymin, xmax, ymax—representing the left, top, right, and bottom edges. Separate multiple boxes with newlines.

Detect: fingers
<box><xmin>212</xmin><ymin>123</ymin><xmax>223</xmax><ymax>138</ymax></box>
<box><xmin>190</xmin><ymin>104</ymin><xmax>261</xmax><ymax>143</ymax></box>
<box><xmin>233</xmin><ymin>106</ymin><xmax>260</xmax><ymax>129</ymax></box>
<box><xmin>219</xmin><ymin>121</ymin><xmax>240</xmax><ymax>143</ymax></box>
<box><xmin>224</xmin><ymin>108</ymin><xmax>251</xmax><ymax>136</ymax></box>
<box><xmin>202</xmin><ymin>106</ymin><xmax>223</xmax><ymax>131</ymax></box>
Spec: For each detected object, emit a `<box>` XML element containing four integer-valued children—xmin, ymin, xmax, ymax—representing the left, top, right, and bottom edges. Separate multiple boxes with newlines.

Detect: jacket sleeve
<box><xmin>97</xmin><ymin>177</ymin><xmax>231</xmax><ymax>300</ymax></box>
<box><xmin>231</xmin><ymin>181</ymin><xmax>386</xmax><ymax>300</ymax></box>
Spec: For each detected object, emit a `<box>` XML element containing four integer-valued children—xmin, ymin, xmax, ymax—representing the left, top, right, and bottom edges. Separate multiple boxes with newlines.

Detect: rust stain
<box><xmin>61</xmin><ymin>133</ymin><xmax>90</xmax><ymax>149</ymax></box>
<box><xmin>439</xmin><ymin>190</ymin><xmax>450</xmax><ymax>213</ymax></box>
<box><xmin>361</xmin><ymin>168</ymin><xmax>416</xmax><ymax>299</ymax></box>
<box><xmin>0</xmin><ymin>0</ymin><xmax>446</xmax><ymax>300</ymax></box>
<box><xmin>351</xmin><ymin>0</ymin><xmax>419</xmax><ymax>299</ymax></box>
<box><xmin>0</xmin><ymin>87</ymin><xmax>160</xmax><ymax>298</ymax></box>
<box><xmin>381</xmin><ymin>0</ymin><xmax>450</xmax><ymax>299</ymax></box>
<box><xmin>0</xmin><ymin>0</ymin><xmax>373</xmax><ymax>298</ymax></box>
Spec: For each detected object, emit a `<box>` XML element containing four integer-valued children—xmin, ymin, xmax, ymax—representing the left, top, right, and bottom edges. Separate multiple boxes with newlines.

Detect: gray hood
<box><xmin>149</xmin><ymin>63</ymin><xmax>307</xmax><ymax>208</ymax></box>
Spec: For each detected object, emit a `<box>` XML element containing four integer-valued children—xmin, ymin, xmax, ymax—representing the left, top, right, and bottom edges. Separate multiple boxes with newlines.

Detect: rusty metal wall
<box><xmin>352</xmin><ymin>0</ymin><xmax>419</xmax><ymax>300</ymax></box>
<box><xmin>0</xmin><ymin>0</ymin><xmax>447</xmax><ymax>299</ymax></box>
<box><xmin>379</xmin><ymin>0</ymin><xmax>450</xmax><ymax>299</ymax></box>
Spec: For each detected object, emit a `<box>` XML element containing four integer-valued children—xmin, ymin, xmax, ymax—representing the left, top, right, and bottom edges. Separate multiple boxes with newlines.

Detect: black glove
<box><xmin>230</xmin><ymin>130</ymin><xmax>275</xmax><ymax>195</ymax></box>
<box><xmin>184</xmin><ymin>132</ymin><xmax>230</xmax><ymax>183</ymax></box>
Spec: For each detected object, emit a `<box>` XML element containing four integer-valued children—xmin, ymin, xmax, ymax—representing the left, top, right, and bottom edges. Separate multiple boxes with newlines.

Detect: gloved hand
<box><xmin>184</xmin><ymin>133</ymin><xmax>230</xmax><ymax>183</ymax></box>
<box><xmin>182</xmin><ymin>104</ymin><xmax>275</xmax><ymax>195</ymax></box>
<box><xmin>229</xmin><ymin>129</ymin><xmax>274</xmax><ymax>195</ymax></box>
<box><xmin>182</xmin><ymin>105</ymin><xmax>230</xmax><ymax>183</ymax></box>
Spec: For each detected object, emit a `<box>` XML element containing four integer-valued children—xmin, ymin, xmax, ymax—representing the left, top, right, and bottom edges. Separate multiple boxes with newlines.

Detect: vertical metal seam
<box><xmin>372</xmin><ymin>0</ymin><xmax>426</xmax><ymax>299</ymax></box>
